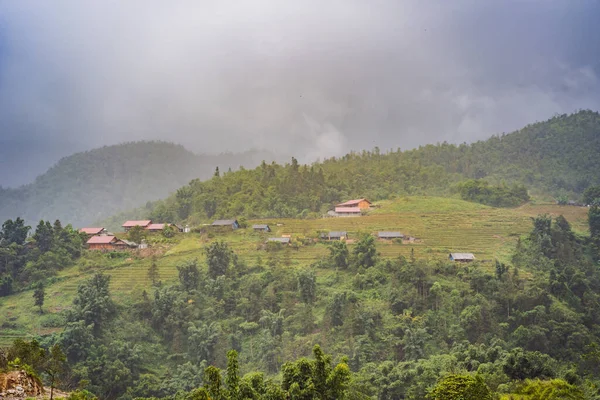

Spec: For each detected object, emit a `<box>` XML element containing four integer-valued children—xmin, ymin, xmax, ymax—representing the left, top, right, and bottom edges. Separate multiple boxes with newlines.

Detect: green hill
<box><xmin>0</xmin><ymin>197</ymin><xmax>595</xmax><ymax>399</ymax></box>
<box><xmin>122</xmin><ymin>111</ymin><xmax>600</xmax><ymax>227</ymax></box>
<box><xmin>0</xmin><ymin>142</ymin><xmax>278</xmax><ymax>227</ymax></box>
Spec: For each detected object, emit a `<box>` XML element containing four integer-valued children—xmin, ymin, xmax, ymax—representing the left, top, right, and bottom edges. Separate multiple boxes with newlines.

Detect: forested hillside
<box><xmin>1</xmin><ymin>200</ymin><xmax>600</xmax><ymax>399</ymax></box>
<box><xmin>127</xmin><ymin>111</ymin><xmax>600</xmax><ymax>227</ymax></box>
<box><xmin>0</xmin><ymin>142</ymin><xmax>278</xmax><ymax>227</ymax></box>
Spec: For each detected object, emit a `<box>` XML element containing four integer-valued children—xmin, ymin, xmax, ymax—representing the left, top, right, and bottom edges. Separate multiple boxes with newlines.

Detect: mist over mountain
<box><xmin>1</xmin><ymin>1</ymin><xmax>600</xmax><ymax>187</ymax></box>
<box><xmin>0</xmin><ymin>141</ymin><xmax>282</xmax><ymax>227</ymax></box>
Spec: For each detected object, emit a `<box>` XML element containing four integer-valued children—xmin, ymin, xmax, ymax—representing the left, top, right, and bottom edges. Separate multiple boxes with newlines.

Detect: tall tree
<box><xmin>44</xmin><ymin>344</ymin><xmax>67</xmax><ymax>400</ymax></box>
<box><xmin>352</xmin><ymin>234</ymin><xmax>378</xmax><ymax>269</ymax></box>
<box><xmin>33</xmin><ymin>282</ymin><xmax>45</xmax><ymax>313</ymax></box>
<box><xmin>206</xmin><ymin>241</ymin><xmax>233</xmax><ymax>279</ymax></box>
<box><xmin>69</xmin><ymin>272</ymin><xmax>115</xmax><ymax>335</ymax></box>
<box><xmin>1</xmin><ymin>218</ymin><xmax>30</xmax><ymax>245</ymax></box>
<box><xmin>177</xmin><ymin>259</ymin><xmax>200</xmax><ymax>291</ymax></box>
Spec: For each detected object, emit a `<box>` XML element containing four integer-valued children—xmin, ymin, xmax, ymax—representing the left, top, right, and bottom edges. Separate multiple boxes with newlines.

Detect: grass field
<box><xmin>0</xmin><ymin>196</ymin><xmax>590</xmax><ymax>346</ymax></box>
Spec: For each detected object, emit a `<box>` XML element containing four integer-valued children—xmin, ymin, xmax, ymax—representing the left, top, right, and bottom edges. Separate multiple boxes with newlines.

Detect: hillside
<box><xmin>118</xmin><ymin>111</ymin><xmax>600</xmax><ymax>227</ymax></box>
<box><xmin>0</xmin><ymin>142</ymin><xmax>278</xmax><ymax>227</ymax></box>
<box><xmin>0</xmin><ymin>196</ymin><xmax>595</xmax><ymax>399</ymax></box>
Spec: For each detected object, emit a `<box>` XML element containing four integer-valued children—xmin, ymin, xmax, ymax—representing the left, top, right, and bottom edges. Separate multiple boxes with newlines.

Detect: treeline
<box><xmin>109</xmin><ymin>110</ymin><xmax>600</xmax><ymax>226</ymax></box>
<box><xmin>2</xmin><ymin>205</ymin><xmax>600</xmax><ymax>398</ymax></box>
<box><xmin>455</xmin><ymin>179</ymin><xmax>530</xmax><ymax>207</ymax></box>
<box><xmin>0</xmin><ymin>218</ymin><xmax>85</xmax><ymax>296</ymax></box>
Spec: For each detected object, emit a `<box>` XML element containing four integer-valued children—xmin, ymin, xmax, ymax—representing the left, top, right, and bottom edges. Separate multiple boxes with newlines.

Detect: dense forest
<box><xmin>2</xmin><ymin>195</ymin><xmax>600</xmax><ymax>399</ymax></box>
<box><xmin>110</xmin><ymin>111</ymin><xmax>600</xmax><ymax>228</ymax></box>
<box><xmin>0</xmin><ymin>142</ymin><xmax>279</xmax><ymax>227</ymax></box>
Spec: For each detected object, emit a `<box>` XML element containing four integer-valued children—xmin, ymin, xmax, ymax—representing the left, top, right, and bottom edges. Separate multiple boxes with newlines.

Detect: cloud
<box><xmin>0</xmin><ymin>0</ymin><xmax>599</xmax><ymax>186</ymax></box>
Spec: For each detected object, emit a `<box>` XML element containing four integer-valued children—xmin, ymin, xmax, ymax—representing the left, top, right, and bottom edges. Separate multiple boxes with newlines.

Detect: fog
<box><xmin>1</xmin><ymin>0</ymin><xmax>599</xmax><ymax>187</ymax></box>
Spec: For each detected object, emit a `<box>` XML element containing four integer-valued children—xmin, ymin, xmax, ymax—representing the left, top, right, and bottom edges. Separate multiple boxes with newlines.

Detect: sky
<box><xmin>1</xmin><ymin>0</ymin><xmax>599</xmax><ymax>187</ymax></box>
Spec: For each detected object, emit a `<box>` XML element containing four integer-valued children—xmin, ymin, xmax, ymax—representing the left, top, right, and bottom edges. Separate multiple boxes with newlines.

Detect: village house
<box><xmin>146</xmin><ymin>223</ymin><xmax>167</xmax><ymax>232</ymax></box>
<box><xmin>334</xmin><ymin>206</ymin><xmax>362</xmax><ymax>217</ymax></box>
<box><xmin>87</xmin><ymin>235</ymin><xmax>130</xmax><ymax>251</ymax></box>
<box><xmin>253</xmin><ymin>224</ymin><xmax>271</xmax><ymax>232</ymax></box>
<box><xmin>211</xmin><ymin>219</ymin><xmax>240</xmax><ymax>230</ymax></box>
<box><xmin>336</xmin><ymin>198</ymin><xmax>372</xmax><ymax>210</ymax></box>
<box><xmin>267</xmin><ymin>237</ymin><xmax>291</xmax><ymax>244</ymax></box>
<box><xmin>321</xmin><ymin>231</ymin><xmax>348</xmax><ymax>240</ymax></box>
<box><xmin>79</xmin><ymin>227</ymin><xmax>107</xmax><ymax>236</ymax></box>
<box><xmin>449</xmin><ymin>253</ymin><xmax>475</xmax><ymax>262</ymax></box>
<box><xmin>378</xmin><ymin>231</ymin><xmax>404</xmax><ymax>240</ymax></box>
<box><xmin>122</xmin><ymin>220</ymin><xmax>152</xmax><ymax>232</ymax></box>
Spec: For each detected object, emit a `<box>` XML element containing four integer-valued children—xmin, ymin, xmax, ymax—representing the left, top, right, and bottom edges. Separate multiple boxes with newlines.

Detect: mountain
<box><xmin>0</xmin><ymin>141</ymin><xmax>279</xmax><ymax>227</ymax></box>
<box><xmin>123</xmin><ymin>110</ymin><xmax>600</xmax><ymax>225</ymax></box>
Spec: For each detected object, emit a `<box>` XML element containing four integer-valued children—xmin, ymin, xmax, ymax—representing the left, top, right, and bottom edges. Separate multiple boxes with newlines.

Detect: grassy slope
<box><xmin>0</xmin><ymin>196</ymin><xmax>589</xmax><ymax>346</ymax></box>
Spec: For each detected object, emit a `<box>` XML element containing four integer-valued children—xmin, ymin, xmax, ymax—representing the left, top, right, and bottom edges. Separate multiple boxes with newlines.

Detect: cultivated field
<box><xmin>0</xmin><ymin>196</ymin><xmax>589</xmax><ymax>345</ymax></box>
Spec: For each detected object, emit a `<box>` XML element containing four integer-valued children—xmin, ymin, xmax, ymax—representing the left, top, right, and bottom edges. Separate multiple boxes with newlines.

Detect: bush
<box><xmin>39</xmin><ymin>313</ymin><xmax>66</xmax><ymax>328</ymax></box>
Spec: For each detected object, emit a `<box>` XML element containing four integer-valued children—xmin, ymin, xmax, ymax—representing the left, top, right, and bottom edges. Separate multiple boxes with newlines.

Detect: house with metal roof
<box><xmin>122</xmin><ymin>220</ymin><xmax>152</xmax><ymax>231</ymax></box>
<box><xmin>449</xmin><ymin>253</ymin><xmax>475</xmax><ymax>262</ymax></box>
<box><xmin>87</xmin><ymin>235</ymin><xmax>129</xmax><ymax>251</ymax></box>
<box><xmin>320</xmin><ymin>231</ymin><xmax>348</xmax><ymax>240</ymax></box>
<box><xmin>334</xmin><ymin>206</ymin><xmax>362</xmax><ymax>216</ymax></box>
<box><xmin>267</xmin><ymin>237</ymin><xmax>291</xmax><ymax>244</ymax></box>
<box><xmin>253</xmin><ymin>224</ymin><xmax>271</xmax><ymax>232</ymax></box>
<box><xmin>378</xmin><ymin>231</ymin><xmax>404</xmax><ymax>239</ymax></box>
<box><xmin>211</xmin><ymin>219</ymin><xmax>240</xmax><ymax>229</ymax></box>
<box><xmin>79</xmin><ymin>227</ymin><xmax>107</xmax><ymax>236</ymax></box>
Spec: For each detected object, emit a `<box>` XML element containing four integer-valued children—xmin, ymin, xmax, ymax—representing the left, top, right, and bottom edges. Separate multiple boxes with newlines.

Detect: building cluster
<box><xmin>78</xmin><ymin>197</ymin><xmax>475</xmax><ymax>260</ymax></box>
<box><xmin>80</xmin><ymin>220</ymin><xmax>188</xmax><ymax>251</ymax></box>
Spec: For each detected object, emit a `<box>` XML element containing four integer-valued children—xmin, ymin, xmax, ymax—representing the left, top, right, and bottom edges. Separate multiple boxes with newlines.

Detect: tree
<box><xmin>427</xmin><ymin>374</ymin><xmax>492</xmax><ymax>400</ymax></box>
<box><xmin>297</xmin><ymin>270</ymin><xmax>316</xmax><ymax>304</ymax></box>
<box><xmin>69</xmin><ymin>272</ymin><xmax>115</xmax><ymax>335</ymax></box>
<box><xmin>1</xmin><ymin>218</ymin><xmax>30</xmax><ymax>245</ymax></box>
<box><xmin>162</xmin><ymin>224</ymin><xmax>176</xmax><ymax>238</ymax></box>
<box><xmin>226</xmin><ymin>350</ymin><xmax>240</xmax><ymax>400</ymax></box>
<box><xmin>33</xmin><ymin>220</ymin><xmax>54</xmax><ymax>252</ymax></box>
<box><xmin>33</xmin><ymin>282</ymin><xmax>45</xmax><ymax>313</ymax></box>
<box><xmin>206</xmin><ymin>241</ymin><xmax>233</xmax><ymax>279</ymax></box>
<box><xmin>147</xmin><ymin>259</ymin><xmax>160</xmax><ymax>286</ymax></box>
<box><xmin>583</xmin><ymin>185</ymin><xmax>600</xmax><ymax>205</ymax></box>
<box><xmin>177</xmin><ymin>259</ymin><xmax>200</xmax><ymax>291</ymax></box>
<box><xmin>329</xmin><ymin>241</ymin><xmax>349</xmax><ymax>269</ymax></box>
<box><xmin>352</xmin><ymin>234</ymin><xmax>377</xmax><ymax>269</ymax></box>
<box><xmin>128</xmin><ymin>225</ymin><xmax>146</xmax><ymax>245</ymax></box>
<box><xmin>44</xmin><ymin>344</ymin><xmax>67</xmax><ymax>400</ymax></box>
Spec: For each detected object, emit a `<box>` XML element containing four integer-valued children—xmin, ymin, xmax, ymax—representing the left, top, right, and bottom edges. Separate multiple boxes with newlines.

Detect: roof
<box><xmin>146</xmin><ymin>223</ymin><xmax>166</xmax><ymax>230</ymax></box>
<box><xmin>336</xmin><ymin>198</ymin><xmax>371</xmax><ymax>207</ymax></box>
<box><xmin>121</xmin><ymin>239</ymin><xmax>138</xmax><ymax>247</ymax></box>
<box><xmin>212</xmin><ymin>219</ymin><xmax>238</xmax><ymax>226</ymax></box>
<box><xmin>327</xmin><ymin>231</ymin><xmax>347</xmax><ymax>238</ymax></box>
<box><xmin>87</xmin><ymin>235</ymin><xmax>117</xmax><ymax>244</ymax></box>
<box><xmin>79</xmin><ymin>227</ymin><xmax>105</xmax><ymax>235</ymax></box>
<box><xmin>450</xmin><ymin>253</ymin><xmax>475</xmax><ymax>260</ymax></box>
<box><xmin>378</xmin><ymin>231</ymin><xmax>404</xmax><ymax>238</ymax></box>
<box><xmin>122</xmin><ymin>220</ymin><xmax>152</xmax><ymax>228</ymax></box>
<box><xmin>335</xmin><ymin>206</ymin><xmax>362</xmax><ymax>213</ymax></box>
<box><xmin>253</xmin><ymin>224</ymin><xmax>270</xmax><ymax>229</ymax></box>
<box><xmin>267</xmin><ymin>237</ymin><xmax>291</xmax><ymax>243</ymax></box>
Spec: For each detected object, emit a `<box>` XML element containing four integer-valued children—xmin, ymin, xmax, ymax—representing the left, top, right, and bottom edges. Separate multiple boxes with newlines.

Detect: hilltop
<box><xmin>0</xmin><ymin>142</ymin><xmax>279</xmax><ymax>227</ymax></box>
<box><xmin>117</xmin><ymin>111</ymin><xmax>600</xmax><ymax>227</ymax></box>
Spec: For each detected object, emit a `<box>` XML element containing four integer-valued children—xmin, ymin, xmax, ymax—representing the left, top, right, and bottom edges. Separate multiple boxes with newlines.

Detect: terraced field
<box><xmin>0</xmin><ymin>196</ymin><xmax>589</xmax><ymax>345</ymax></box>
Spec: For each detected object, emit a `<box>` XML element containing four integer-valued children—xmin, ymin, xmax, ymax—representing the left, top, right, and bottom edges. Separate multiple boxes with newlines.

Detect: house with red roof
<box><xmin>146</xmin><ymin>223</ymin><xmax>167</xmax><ymax>232</ymax></box>
<box><xmin>79</xmin><ymin>227</ymin><xmax>107</xmax><ymax>236</ymax></box>
<box><xmin>336</xmin><ymin>198</ymin><xmax>371</xmax><ymax>210</ymax></box>
<box><xmin>122</xmin><ymin>220</ymin><xmax>152</xmax><ymax>232</ymax></box>
<box><xmin>87</xmin><ymin>235</ymin><xmax>130</xmax><ymax>251</ymax></box>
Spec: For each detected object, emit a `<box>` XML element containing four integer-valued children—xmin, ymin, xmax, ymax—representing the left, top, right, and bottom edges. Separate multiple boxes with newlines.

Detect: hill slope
<box><xmin>125</xmin><ymin>111</ymin><xmax>600</xmax><ymax>225</ymax></box>
<box><xmin>0</xmin><ymin>142</ymin><xmax>278</xmax><ymax>227</ymax></box>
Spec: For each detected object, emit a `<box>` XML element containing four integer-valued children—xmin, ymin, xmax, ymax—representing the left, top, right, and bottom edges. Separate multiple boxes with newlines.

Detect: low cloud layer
<box><xmin>1</xmin><ymin>0</ymin><xmax>599</xmax><ymax>186</ymax></box>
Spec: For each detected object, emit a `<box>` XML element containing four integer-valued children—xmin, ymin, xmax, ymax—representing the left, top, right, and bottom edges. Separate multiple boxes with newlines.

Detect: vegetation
<box><xmin>108</xmin><ymin>111</ymin><xmax>600</xmax><ymax>226</ymax></box>
<box><xmin>0</xmin><ymin>142</ymin><xmax>279</xmax><ymax>228</ymax></box>
<box><xmin>0</xmin><ymin>204</ymin><xmax>599</xmax><ymax>399</ymax></box>
<box><xmin>455</xmin><ymin>179</ymin><xmax>530</xmax><ymax>207</ymax></box>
